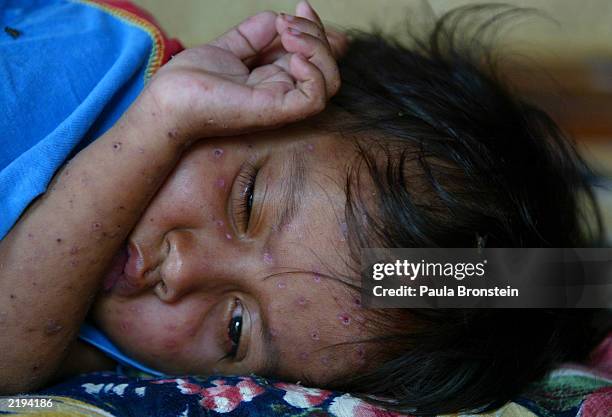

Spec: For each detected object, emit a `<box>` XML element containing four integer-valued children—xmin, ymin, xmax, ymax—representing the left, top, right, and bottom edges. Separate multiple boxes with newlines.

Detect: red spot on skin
<box><xmin>120</xmin><ymin>321</ymin><xmax>130</xmax><ymax>332</ymax></box>
<box><xmin>149</xmin><ymin>217</ymin><xmax>155</xmax><ymax>222</ymax></box>
<box><xmin>263</xmin><ymin>252</ymin><xmax>273</xmax><ymax>264</ymax></box>
<box><xmin>310</xmin><ymin>330</ymin><xmax>320</xmax><ymax>341</ymax></box>
<box><xmin>313</xmin><ymin>272</ymin><xmax>321</xmax><ymax>283</ymax></box>
<box><xmin>215</xmin><ymin>219</ymin><xmax>224</xmax><ymax>227</ymax></box>
<box><xmin>163</xmin><ymin>339</ymin><xmax>178</xmax><ymax>350</ymax></box>
<box><xmin>299</xmin><ymin>351</ymin><xmax>309</xmax><ymax>360</ymax></box>
<box><xmin>27</xmin><ymin>233</ymin><xmax>34</xmax><ymax>238</ymax></box>
<box><xmin>56</xmin><ymin>238</ymin><xmax>62</xmax><ymax>243</ymax></box>
<box><xmin>45</xmin><ymin>319</ymin><xmax>63</xmax><ymax>335</ymax></box>
<box><xmin>119</xmin><ymin>206</ymin><xmax>126</xmax><ymax>210</ymax></box>
<box><xmin>213</xmin><ymin>148</ymin><xmax>224</xmax><ymax>158</ymax></box>
<box><xmin>70</xmin><ymin>260</ymin><xmax>79</xmax><ymax>267</ymax></box>
<box><xmin>297</xmin><ymin>296</ymin><xmax>307</xmax><ymax>306</ymax></box>
<box><xmin>270</xmin><ymin>328</ymin><xmax>279</xmax><ymax>338</ymax></box>
<box><xmin>70</xmin><ymin>245</ymin><xmax>79</xmax><ymax>255</ymax></box>
<box><xmin>92</xmin><ymin>222</ymin><xmax>102</xmax><ymax>231</ymax></box>
<box><xmin>356</xmin><ymin>345</ymin><xmax>366</xmax><ymax>360</ymax></box>
<box><xmin>353</xmin><ymin>298</ymin><xmax>361</xmax><ymax>307</ymax></box>
<box><xmin>112</xmin><ymin>142</ymin><xmax>122</xmax><ymax>151</ymax></box>
<box><xmin>215</xmin><ymin>178</ymin><xmax>226</xmax><ymax>189</ymax></box>
<box><xmin>167</xmin><ymin>130</ymin><xmax>178</xmax><ymax>140</ymax></box>
<box><xmin>338</xmin><ymin>313</ymin><xmax>351</xmax><ymax>326</ymax></box>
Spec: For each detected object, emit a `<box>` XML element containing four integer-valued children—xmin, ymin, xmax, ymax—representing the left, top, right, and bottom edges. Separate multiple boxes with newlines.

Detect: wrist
<box><xmin>122</xmin><ymin>83</ymin><xmax>191</xmax><ymax>152</ymax></box>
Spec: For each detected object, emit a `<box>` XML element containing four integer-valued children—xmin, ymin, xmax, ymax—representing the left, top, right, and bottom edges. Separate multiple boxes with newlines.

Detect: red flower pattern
<box><xmin>579</xmin><ymin>387</ymin><xmax>612</xmax><ymax>417</ymax></box>
<box><xmin>153</xmin><ymin>377</ymin><xmax>265</xmax><ymax>413</ymax></box>
<box><xmin>329</xmin><ymin>394</ymin><xmax>407</xmax><ymax>417</ymax></box>
<box><xmin>274</xmin><ymin>382</ymin><xmax>332</xmax><ymax>408</ymax></box>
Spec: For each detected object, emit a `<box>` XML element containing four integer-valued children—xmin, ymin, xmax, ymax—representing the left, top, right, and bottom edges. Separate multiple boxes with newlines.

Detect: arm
<box><xmin>0</xmin><ymin>93</ymin><xmax>185</xmax><ymax>393</ymax></box>
<box><xmin>0</xmin><ymin>2</ymin><xmax>342</xmax><ymax>393</ymax></box>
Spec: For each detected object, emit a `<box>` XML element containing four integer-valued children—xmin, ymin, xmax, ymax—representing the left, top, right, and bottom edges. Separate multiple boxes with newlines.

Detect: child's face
<box><xmin>92</xmin><ymin>124</ymin><xmax>368</xmax><ymax>384</ymax></box>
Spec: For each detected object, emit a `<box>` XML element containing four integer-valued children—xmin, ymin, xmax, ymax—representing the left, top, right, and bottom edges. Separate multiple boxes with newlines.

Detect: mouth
<box><xmin>102</xmin><ymin>243</ymin><xmax>145</xmax><ymax>296</ymax></box>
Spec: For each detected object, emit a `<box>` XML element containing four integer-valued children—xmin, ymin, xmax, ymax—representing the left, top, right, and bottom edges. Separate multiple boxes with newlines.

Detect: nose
<box><xmin>157</xmin><ymin>229</ymin><xmax>241</xmax><ymax>302</ymax></box>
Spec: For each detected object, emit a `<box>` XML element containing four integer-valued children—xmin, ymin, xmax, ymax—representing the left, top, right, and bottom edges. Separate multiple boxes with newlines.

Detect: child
<box><xmin>0</xmin><ymin>1</ymin><xmax>606</xmax><ymax>414</ymax></box>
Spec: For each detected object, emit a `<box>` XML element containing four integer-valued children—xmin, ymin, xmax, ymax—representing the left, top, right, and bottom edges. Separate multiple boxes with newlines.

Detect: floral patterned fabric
<box><xmin>0</xmin><ymin>362</ymin><xmax>607</xmax><ymax>417</ymax></box>
<box><xmin>1</xmin><ymin>334</ymin><xmax>609</xmax><ymax>416</ymax></box>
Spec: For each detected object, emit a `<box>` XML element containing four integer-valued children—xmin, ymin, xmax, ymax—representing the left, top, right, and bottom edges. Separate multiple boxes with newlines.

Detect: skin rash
<box><xmin>91</xmin><ymin>125</ymin><xmax>371</xmax><ymax>384</ymax></box>
<box><xmin>0</xmin><ymin>1</ymin><xmax>354</xmax><ymax>393</ymax></box>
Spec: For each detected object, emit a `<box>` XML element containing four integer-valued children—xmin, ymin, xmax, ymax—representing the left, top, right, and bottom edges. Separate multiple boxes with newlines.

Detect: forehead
<box><xmin>249</xmin><ymin>127</ymin><xmax>368</xmax><ymax>383</ymax></box>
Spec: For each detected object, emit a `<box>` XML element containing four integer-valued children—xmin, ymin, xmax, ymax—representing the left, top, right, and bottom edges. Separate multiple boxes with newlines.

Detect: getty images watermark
<box><xmin>361</xmin><ymin>248</ymin><xmax>612</xmax><ymax>308</ymax></box>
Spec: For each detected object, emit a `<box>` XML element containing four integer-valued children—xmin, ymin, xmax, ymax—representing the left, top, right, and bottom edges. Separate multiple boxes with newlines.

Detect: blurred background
<box><xmin>133</xmin><ymin>0</ymin><xmax>612</xmax><ymax>243</ymax></box>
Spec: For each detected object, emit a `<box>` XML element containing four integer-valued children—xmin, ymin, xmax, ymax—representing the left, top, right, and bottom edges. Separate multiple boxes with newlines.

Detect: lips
<box><xmin>102</xmin><ymin>242</ymin><xmax>148</xmax><ymax>296</ymax></box>
<box><xmin>102</xmin><ymin>245</ymin><xmax>129</xmax><ymax>291</ymax></box>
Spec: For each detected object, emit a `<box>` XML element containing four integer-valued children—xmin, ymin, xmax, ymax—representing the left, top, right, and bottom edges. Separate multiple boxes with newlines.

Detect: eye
<box><xmin>233</xmin><ymin>162</ymin><xmax>258</xmax><ymax>233</ymax></box>
<box><xmin>227</xmin><ymin>299</ymin><xmax>243</xmax><ymax>358</ymax></box>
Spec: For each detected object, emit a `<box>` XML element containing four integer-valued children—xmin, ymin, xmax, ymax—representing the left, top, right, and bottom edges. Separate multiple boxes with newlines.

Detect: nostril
<box><xmin>154</xmin><ymin>279</ymin><xmax>173</xmax><ymax>301</ymax></box>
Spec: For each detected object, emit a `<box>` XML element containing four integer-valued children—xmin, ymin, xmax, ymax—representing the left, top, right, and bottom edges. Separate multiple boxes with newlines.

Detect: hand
<box><xmin>142</xmin><ymin>1</ymin><xmax>347</xmax><ymax>143</ymax></box>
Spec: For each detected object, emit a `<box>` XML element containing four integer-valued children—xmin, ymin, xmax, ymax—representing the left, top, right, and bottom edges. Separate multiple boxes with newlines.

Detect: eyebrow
<box><xmin>276</xmin><ymin>148</ymin><xmax>307</xmax><ymax>230</ymax></box>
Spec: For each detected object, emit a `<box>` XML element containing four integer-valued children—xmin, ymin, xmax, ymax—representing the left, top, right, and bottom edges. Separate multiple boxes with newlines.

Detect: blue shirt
<box><xmin>0</xmin><ymin>0</ymin><xmax>170</xmax><ymax>376</ymax></box>
<box><xmin>0</xmin><ymin>0</ymin><xmax>156</xmax><ymax>238</ymax></box>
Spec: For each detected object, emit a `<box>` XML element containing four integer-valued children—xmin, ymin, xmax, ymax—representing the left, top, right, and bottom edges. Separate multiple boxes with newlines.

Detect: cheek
<box><xmin>94</xmin><ymin>296</ymin><xmax>203</xmax><ymax>359</ymax></box>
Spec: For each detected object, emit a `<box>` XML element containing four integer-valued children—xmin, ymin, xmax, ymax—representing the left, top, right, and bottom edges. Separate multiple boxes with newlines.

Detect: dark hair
<box><xmin>319</xmin><ymin>4</ymin><xmax>608</xmax><ymax>415</ymax></box>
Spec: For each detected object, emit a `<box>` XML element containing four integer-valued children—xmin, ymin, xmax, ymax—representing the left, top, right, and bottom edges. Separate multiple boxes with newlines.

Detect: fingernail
<box><xmin>282</xmin><ymin>13</ymin><xmax>295</xmax><ymax>22</ymax></box>
<box><xmin>287</xmin><ymin>27</ymin><xmax>301</xmax><ymax>35</ymax></box>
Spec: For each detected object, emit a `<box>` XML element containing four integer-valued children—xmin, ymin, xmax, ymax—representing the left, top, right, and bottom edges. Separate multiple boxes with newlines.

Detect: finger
<box><xmin>278</xmin><ymin>53</ymin><xmax>326</xmax><ymax>121</ymax></box>
<box><xmin>264</xmin><ymin>53</ymin><xmax>291</xmax><ymax>75</ymax></box>
<box><xmin>246</xmin><ymin>64</ymin><xmax>293</xmax><ymax>90</ymax></box>
<box><xmin>325</xmin><ymin>27</ymin><xmax>349</xmax><ymax>59</ymax></box>
<box><xmin>210</xmin><ymin>11</ymin><xmax>278</xmax><ymax>62</ymax></box>
<box><xmin>276</xmin><ymin>14</ymin><xmax>329</xmax><ymax>48</ymax></box>
<box><xmin>250</xmin><ymin>35</ymin><xmax>284</xmax><ymax>66</ymax></box>
<box><xmin>280</xmin><ymin>28</ymin><xmax>340</xmax><ymax>97</ymax></box>
<box><xmin>295</xmin><ymin>0</ymin><xmax>324</xmax><ymax>31</ymax></box>
<box><xmin>294</xmin><ymin>1</ymin><xmax>349</xmax><ymax>60</ymax></box>
<box><xmin>254</xmin><ymin>28</ymin><xmax>346</xmax><ymax>66</ymax></box>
